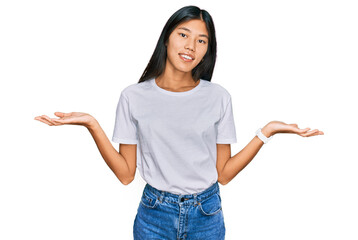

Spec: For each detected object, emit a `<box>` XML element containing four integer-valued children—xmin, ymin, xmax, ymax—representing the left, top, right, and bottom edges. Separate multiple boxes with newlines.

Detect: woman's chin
<box><xmin>176</xmin><ymin>63</ymin><xmax>199</xmax><ymax>73</ymax></box>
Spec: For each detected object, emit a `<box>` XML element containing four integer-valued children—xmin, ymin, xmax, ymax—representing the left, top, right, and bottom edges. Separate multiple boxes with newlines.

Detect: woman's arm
<box><xmin>87</xmin><ymin>119</ymin><xmax>135</xmax><ymax>185</ymax></box>
<box><xmin>218</xmin><ymin>133</ymin><xmax>265</xmax><ymax>185</ymax></box>
<box><xmin>34</xmin><ymin>112</ymin><xmax>134</xmax><ymax>185</ymax></box>
<box><xmin>218</xmin><ymin>121</ymin><xmax>324</xmax><ymax>185</ymax></box>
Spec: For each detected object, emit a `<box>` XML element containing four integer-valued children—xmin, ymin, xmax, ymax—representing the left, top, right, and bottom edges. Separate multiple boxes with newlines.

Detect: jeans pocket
<box><xmin>198</xmin><ymin>193</ymin><xmax>222</xmax><ymax>216</ymax></box>
<box><xmin>140</xmin><ymin>190</ymin><xmax>159</xmax><ymax>209</ymax></box>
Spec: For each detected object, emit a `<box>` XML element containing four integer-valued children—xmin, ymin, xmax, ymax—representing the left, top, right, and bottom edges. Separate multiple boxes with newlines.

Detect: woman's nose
<box><xmin>185</xmin><ymin>40</ymin><xmax>195</xmax><ymax>52</ymax></box>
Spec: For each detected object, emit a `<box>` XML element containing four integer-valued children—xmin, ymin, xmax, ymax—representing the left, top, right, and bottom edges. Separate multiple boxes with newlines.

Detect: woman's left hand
<box><xmin>262</xmin><ymin>121</ymin><xmax>324</xmax><ymax>138</ymax></box>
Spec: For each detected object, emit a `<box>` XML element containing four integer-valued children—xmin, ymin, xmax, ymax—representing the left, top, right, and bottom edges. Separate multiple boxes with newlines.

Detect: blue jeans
<box><xmin>133</xmin><ymin>181</ymin><xmax>225</xmax><ymax>240</ymax></box>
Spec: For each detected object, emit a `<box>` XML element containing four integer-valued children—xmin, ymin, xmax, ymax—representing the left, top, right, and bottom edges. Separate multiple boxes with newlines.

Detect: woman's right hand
<box><xmin>34</xmin><ymin>112</ymin><xmax>96</xmax><ymax>128</ymax></box>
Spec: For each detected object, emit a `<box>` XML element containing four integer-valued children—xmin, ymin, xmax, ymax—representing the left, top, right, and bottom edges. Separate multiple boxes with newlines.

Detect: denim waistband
<box><xmin>144</xmin><ymin>181</ymin><xmax>220</xmax><ymax>204</ymax></box>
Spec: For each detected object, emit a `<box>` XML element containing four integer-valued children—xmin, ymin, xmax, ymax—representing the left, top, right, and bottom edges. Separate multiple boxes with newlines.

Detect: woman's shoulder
<box><xmin>204</xmin><ymin>79</ymin><xmax>232</xmax><ymax>98</ymax></box>
<box><xmin>121</xmin><ymin>80</ymin><xmax>152</xmax><ymax>96</ymax></box>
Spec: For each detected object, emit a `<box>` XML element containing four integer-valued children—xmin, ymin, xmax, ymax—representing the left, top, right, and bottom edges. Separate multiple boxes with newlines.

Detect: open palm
<box><xmin>266</xmin><ymin>121</ymin><xmax>324</xmax><ymax>137</ymax></box>
<box><xmin>34</xmin><ymin>112</ymin><xmax>94</xmax><ymax>128</ymax></box>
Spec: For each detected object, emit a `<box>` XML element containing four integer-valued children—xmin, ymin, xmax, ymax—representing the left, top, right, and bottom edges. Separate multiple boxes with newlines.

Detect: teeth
<box><xmin>181</xmin><ymin>54</ymin><xmax>192</xmax><ymax>60</ymax></box>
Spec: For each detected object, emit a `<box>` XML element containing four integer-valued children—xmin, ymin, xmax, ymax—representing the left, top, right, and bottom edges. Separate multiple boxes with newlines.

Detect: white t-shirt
<box><xmin>112</xmin><ymin>78</ymin><xmax>237</xmax><ymax>195</ymax></box>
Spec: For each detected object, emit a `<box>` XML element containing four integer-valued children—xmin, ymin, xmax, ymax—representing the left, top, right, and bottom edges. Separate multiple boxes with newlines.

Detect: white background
<box><xmin>1</xmin><ymin>0</ymin><xmax>357</xmax><ymax>239</ymax></box>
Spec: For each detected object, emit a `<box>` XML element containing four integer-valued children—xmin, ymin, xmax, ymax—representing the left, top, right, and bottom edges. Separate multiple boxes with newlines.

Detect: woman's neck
<box><xmin>155</xmin><ymin>63</ymin><xmax>199</xmax><ymax>92</ymax></box>
<box><xmin>155</xmin><ymin>74</ymin><xmax>199</xmax><ymax>92</ymax></box>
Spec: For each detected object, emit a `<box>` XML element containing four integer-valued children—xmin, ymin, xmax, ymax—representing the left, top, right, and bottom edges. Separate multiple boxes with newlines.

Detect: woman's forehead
<box><xmin>175</xmin><ymin>19</ymin><xmax>209</xmax><ymax>35</ymax></box>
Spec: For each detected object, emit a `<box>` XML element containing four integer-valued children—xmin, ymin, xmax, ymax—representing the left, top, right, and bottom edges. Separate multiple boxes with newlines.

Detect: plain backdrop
<box><xmin>1</xmin><ymin>0</ymin><xmax>357</xmax><ymax>239</ymax></box>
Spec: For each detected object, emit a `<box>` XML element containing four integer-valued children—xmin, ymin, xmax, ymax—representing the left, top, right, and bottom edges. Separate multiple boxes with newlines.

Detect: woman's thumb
<box><xmin>54</xmin><ymin>112</ymin><xmax>64</xmax><ymax>117</ymax></box>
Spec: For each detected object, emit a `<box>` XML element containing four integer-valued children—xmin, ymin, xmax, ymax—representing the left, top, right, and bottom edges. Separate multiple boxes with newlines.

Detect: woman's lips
<box><xmin>179</xmin><ymin>53</ymin><xmax>195</xmax><ymax>62</ymax></box>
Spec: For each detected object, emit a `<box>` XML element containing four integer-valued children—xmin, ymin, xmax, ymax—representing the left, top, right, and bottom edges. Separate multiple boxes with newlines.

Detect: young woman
<box><xmin>34</xmin><ymin>5</ymin><xmax>324</xmax><ymax>240</ymax></box>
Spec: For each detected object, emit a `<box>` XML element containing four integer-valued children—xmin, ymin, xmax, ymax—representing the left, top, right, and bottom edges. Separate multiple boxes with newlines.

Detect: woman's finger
<box><xmin>36</xmin><ymin>116</ymin><xmax>55</xmax><ymax>126</ymax></box>
<box><xmin>302</xmin><ymin>130</ymin><xmax>317</xmax><ymax>137</ymax></box>
<box><xmin>311</xmin><ymin>130</ymin><xmax>324</xmax><ymax>136</ymax></box>
<box><xmin>285</xmin><ymin>126</ymin><xmax>310</xmax><ymax>134</ymax></box>
<box><xmin>307</xmin><ymin>132</ymin><xmax>321</xmax><ymax>137</ymax></box>
<box><xmin>34</xmin><ymin>117</ymin><xmax>50</xmax><ymax>125</ymax></box>
<box><xmin>52</xmin><ymin>118</ymin><xmax>66</xmax><ymax>125</ymax></box>
<box><xmin>55</xmin><ymin>112</ymin><xmax>73</xmax><ymax>118</ymax></box>
<box><xmin>300</xmin><ymin>129</ymin><xmax>319</xmax><ymax>137</ymax></box>
<box><xmin>54</xmin><ymin>112</ymin><xmax>63</xmax><ymax>116</ymax></box>
<box><xmin>43</xmin><ymin>115</ymin><xmax>64</xmax><ymax>126</ymax></box>
<box><xmin>297</xmin><ymin>127</ymin><xmax>311</xmax><ymax>133</ymax></box>
<box><xmin>45</xmin><ymin>116</ymin><xmax>59</xmax><ymax>126</ymax></box>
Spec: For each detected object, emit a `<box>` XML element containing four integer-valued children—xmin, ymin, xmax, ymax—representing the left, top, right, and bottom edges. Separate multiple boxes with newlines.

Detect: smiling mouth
<box><xmin>179</xmin><ymin>53</ymin><xmax>195</xmax><ymax>62</ymax></box>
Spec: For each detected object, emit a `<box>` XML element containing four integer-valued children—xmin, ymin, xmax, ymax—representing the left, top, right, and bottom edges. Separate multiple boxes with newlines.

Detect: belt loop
<box><xmin>194</xmin><ymin>193</ymin><xmax>198</xmax><ymax>206</ymax></box>
<box><xmin>159</xmin><ymin>192</ymin><xmax>164</xmax><ymax>203</ymax></box>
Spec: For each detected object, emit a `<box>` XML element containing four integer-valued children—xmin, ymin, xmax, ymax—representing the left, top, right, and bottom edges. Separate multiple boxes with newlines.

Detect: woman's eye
<box><xmin>180</xmin><ymin>33</ymin><xmax>187</xmax><ymax>38</ymax></box>
<box><xmin>198</xmin><ymin>39</ymin><xmax>206</xmax><ymax>44</ymax></box>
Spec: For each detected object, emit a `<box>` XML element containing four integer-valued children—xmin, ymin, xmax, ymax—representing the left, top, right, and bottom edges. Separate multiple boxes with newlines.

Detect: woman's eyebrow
<box><xmin>178</xmin><ymin>27</ymin><xmax>209</xmax><ymax>39</ymax></box>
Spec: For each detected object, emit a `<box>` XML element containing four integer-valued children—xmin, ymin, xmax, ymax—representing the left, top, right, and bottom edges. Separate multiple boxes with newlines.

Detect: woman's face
<box><xmin>165</xmin><ymin>19</ymin><xmax>209</xmax><ymax>74</ymax></box>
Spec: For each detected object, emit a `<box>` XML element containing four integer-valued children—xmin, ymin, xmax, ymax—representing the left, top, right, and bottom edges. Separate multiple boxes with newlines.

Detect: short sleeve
<box><xmin>216</xmin><ymin>96</ymin><xmax>237</xmax><ymax>144</ymax></box>
<box><xmin>111</xmin><ymin>92</ymin><xmax>138</xmax><ymax>144</ymax></box>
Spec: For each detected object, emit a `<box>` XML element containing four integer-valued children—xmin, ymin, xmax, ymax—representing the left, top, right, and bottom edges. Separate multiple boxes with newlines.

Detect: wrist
<box><xmin>255</xmin><ymin>127</ymin><xmax>274</xmax><ymax>144</ymax></box>
<box><xmin>261</xmin><ymin>125</ymin><xmax>274</xmax><ymax>138</ymax></box>
<box><xmin>86</xmin><ymin>117</ymin><xmax>99</xmax><ymax>131</ymax></box>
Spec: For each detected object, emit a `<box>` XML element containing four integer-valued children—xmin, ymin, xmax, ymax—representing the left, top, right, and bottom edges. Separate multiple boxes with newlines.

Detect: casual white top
<box><xmin>112</xmin><ymin>78</ymin><xmax>237</xmax><ymax>195</ymax></box>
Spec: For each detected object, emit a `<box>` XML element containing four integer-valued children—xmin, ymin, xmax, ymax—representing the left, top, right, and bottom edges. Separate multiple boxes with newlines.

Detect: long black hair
<box><xmin>138</xmin><ymin>5</ymin><xmax>217</xmax><ymax>83</ymax></box>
